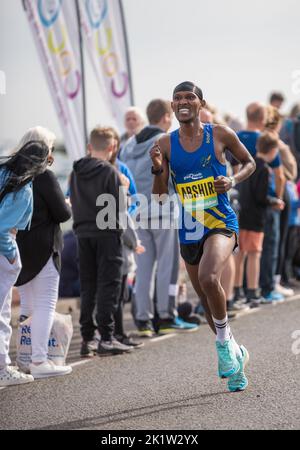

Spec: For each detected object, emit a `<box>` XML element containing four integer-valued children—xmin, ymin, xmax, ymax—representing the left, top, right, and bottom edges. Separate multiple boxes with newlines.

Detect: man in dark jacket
<box><xmin>70</xmin><ymin>127</ymin><xmax>131</xmax><ymax>357</ymax></box>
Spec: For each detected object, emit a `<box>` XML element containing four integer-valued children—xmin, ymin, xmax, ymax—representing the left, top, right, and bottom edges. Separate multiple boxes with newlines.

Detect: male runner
<box><xmin>150</xmin><ymin>81</ymin><xmax>255</xmax><ymax>392</ymax></box>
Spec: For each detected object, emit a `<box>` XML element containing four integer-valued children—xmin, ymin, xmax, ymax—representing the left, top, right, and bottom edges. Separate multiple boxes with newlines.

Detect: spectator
<box><xmin>264</xmin><ymin>106</ymin><xmax>297</xmax><ymax>297</ymax></box>
<box><xmin>224</xmin><ymin>113</ymin><xmax>244</xmax><ymax>133</ymax></box>
<box><xmin>235</xmin><ymin>132</ymin><xmax>283</xmax><ymax>307</ymax></box>
<box><xmin>282</xmin><ymin>180</ymin><xmax>300</xmax><ymax>286</ymax></box>
<box><xmin>229</xmin><ymin>103</ymin><xmax>285</xmax><ymax>302</ymax></box>
<box><xmin>199</xmin><ymin>108</ymin><xmax>213</xmax><ymax>123</ymax></box>
<box><xmin>120</xmin><ymin>107</ymin><xmax>146</xmax><ymax>148</ymax></box>
<box><xmin>222</xmin><ymin>254</ymin><xmax>249</xmax><ymax>312</ymax></box>
<box><xmin>16</xmin><ymin>126</ymin><xmax>73</xmax><ymax>379</ymax></box>
<box><xmin>70</xmin><ymin>127</ymin><xmax>132</xmax><ymax>357</ymax></box>
<box><xmin>109</xmin><ymin>127</ymin><xmax>144</xmax><ymax>348</ymax></box>
<box><xmin>280</xmin><ymin>103</ymin><xmax>300</xmax><ymax>174</ymax></box>
<box><xmin>109</xmin><ymin>127</ymin><xmax>138</xmax><ymax>216</ymax></box>
<box><xmin>269</xmin><ymin>91</ymin><xmax>285</xmax><ymax>111</ymax></box>
<box><xmin>0</xmin><ymin>139</ymin><xmax>50</xmax><ymax>386</ymax></box>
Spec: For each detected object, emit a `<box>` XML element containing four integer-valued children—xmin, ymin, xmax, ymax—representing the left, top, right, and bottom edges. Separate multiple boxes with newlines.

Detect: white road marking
<box><xmin>148</xmin><ymin>333</ymin><xmax>176</xmax><ymax>343</ymax></box>
<box><xmin>70</xmin><ymin>359</ymin><xmax>94</xmax><ymax>368</ymax></box>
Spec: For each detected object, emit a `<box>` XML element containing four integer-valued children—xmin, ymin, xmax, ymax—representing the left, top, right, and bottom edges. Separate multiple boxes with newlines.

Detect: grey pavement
<box><xmin>1</xmin><ymin>296</ymin><xmax>300</xmax><ymax>430</ymax></box>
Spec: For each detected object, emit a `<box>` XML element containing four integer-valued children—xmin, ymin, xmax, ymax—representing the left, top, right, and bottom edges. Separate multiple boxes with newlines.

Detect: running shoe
<box><xmin>0</xmin><ymin>366</ymin><xmax>34</xmax><ymax>386</ymax></box>
<box><xmin>227</xmin><ymin>300</ymin><xmax>250</xmax><ymax>312</ymax></box>
<box><xmin>158</xmin><ymin>317</ymin><xmax>199</xmax><ymax>334</ymax></box>
<box><xmin>216</xmin><ymin>340</ymin><xmax>239</xmax><ymax>378</ymax></box>
<box><xmin>80</xmin><ymin>339</ymin><xmax>98</xmax><ymax>358</ymax></box>
<box><xmin>136</xmin><ymin>321</ymin><xmax>155</xmax><ymax>338</ymax></box>
<box><xmin>97</xmin><ymin>338</ymin><xmax>133</xmax><ymax>356</ymax></box>
<box><xmin>262</xmin><ymin>291</ymin><xmax>284</xmax><ymax>304</ymax></box>
<box><xmin>228</xmin><ymin>345</ymin><xmax>249</xmax><ymax>392</ymax></box>
<box><xmin>115</xmin><ymin>334</ymin><xmax>144</xmax><ymax>349</ymax></box>
<box><xmin>275</xmin><ymin>283</ymin><xmax>294</xmax><ymax>297</ymax></box>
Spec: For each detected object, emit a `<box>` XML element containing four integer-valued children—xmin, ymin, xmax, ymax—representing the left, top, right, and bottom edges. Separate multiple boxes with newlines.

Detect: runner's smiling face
<box><xmin>172</xmin><ymin>91</ymin><xmax>203</xmax><ymax>124</ymax></box>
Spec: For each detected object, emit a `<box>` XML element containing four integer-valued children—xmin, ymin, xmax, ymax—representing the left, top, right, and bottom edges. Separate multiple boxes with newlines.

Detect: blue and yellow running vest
<box><xmin>170</xmin><ymin>124</ymin><xmax>239</xmax><ymax>244</ymax></box>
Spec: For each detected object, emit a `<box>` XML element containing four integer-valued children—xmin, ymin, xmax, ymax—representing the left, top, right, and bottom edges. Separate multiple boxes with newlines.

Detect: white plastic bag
<box><xmin>16</xmin><ymin>312</ymin><xmax>73</xmax><ymax>373</ymax></box>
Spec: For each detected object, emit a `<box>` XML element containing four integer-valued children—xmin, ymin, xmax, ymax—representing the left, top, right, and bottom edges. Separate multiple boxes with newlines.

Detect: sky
<box><xmin>0</xmin><ymin>0</ymin><xmax>300</xmax><ymax>146</ymax></box>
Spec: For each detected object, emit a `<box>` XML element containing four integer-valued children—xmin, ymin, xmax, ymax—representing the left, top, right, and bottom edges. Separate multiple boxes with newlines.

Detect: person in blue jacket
<box><xmin>0</xmin><ymin>139</ymin><xmax>50</xmax><ymax>386</ymax></box>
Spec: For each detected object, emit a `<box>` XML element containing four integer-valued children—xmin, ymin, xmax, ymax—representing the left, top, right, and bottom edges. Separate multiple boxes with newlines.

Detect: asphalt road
<box><xmin>1</xmin><ymin>298</ymin><xmax>300</xmax><ymax>430</ymax></box>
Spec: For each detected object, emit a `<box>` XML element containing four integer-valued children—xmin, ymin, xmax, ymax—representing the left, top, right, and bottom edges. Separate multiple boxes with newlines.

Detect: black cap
<box><xmin>173</xmin><ymin>81</ymin><xmax>203</xmax><ymax>101</ymax></box>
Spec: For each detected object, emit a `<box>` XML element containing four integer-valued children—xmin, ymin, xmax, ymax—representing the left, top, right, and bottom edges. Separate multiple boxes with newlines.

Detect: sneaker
<box><xmin>246</xmin><ymin>296</ymin><xmax>263</xmax><ymax>309</ymax></box>
<box><xmin>247</xmin><ymin>299</ymin><xmax>262</xmax><ymax>308</ymax></box>
<box><xmin>30</xmin><ymin>360</ymin><xmax>72</xmax><ymax>379</ymax></box>
<box><xmin>227</xmin><ymin>300</ymin><xmax>250</xmax><ymax>312</ymax></box>
<box><xmin>275</xmin><ymin>283</ymin><xmax>294</xmax><ymax>297</ymax></box>
<box><xmin>158</xmin><ymin>317</ymin><xmax>199</xmax><ymax>334</ymax></box>
<box><xmin>174</xmin><ymin>316</ymin><xmax>199</xmax><ymax>331</ymax></box>
<box><xmin>136</xmin><ymin>321</ymin><xmax>155</xmax><ymax>338</ymax></box>
<box><xmin>97</xmin><ymin>338</ymin><xmax>133</xmax><ymax>356</ymax></box>
<box><xmin>0</xmin><ymin>366</ymin><xmax>34</xmax><ymax>386</ymax></box>
<box><xmin>115</xmin><ymin>334</ymin><xmax>144</xmax><ymax>349</ymax></box>
<box><xmin>233</xmin><ymin>287</ymin><xmax>246</xmax><ymax>303</ymax></box>
<box><xmin>228</xmin><ymin>345</ymin><xmax>249</xmax><ymax>392</ymax></box>
<box><xmin>179</xmin><ymin>313</ymin><xmax>202</xmax><ymax>325</ymax></box>
<box><xmin>80</xmin><ymin>339</ymin><xmax>98</xmax><ymax>358</ymax></box>
<box><xmin>246</xmin><ymin>289</ymin><xmax>263</xmax><ymax>308</ymax></box>
<box><xmin>216</xmin><ymin>340</ymin><xmax>240</xmax><ymax>379</ymax></box>
<box><xmin>262</xmin><ymin>291</ymin><xmax>285</xmax><ymax>304</ymax></box>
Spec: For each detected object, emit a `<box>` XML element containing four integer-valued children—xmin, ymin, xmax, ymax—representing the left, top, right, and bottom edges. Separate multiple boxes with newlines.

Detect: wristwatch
<box><xmin>151</xmin><ymin>166</ymin><xmax>164</xmax><ymax>175</ymax></box>
<box><xmin>229</xmin><ymin>176</ymin><xmax>236</xmax><ymax>188</ymax></box>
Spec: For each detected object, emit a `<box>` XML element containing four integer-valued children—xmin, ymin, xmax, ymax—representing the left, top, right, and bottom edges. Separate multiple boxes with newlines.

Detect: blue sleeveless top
<box><xmin>170</xmin><ymin>124</ymin><xmax>239</xmax><ymax>244</ymax></box>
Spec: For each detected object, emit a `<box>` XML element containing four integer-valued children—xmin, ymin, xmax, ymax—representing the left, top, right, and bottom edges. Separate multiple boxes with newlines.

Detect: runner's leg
<box><xmin>198</xmin><ymin>233</ymin><xmax>241</xmax><ymax>378</ymax></box>
<box><xmin>198</xmin><ymin>233</ymin><xmax>236</xmax><ymax>319</ymax></box>
<box><xmin>184</xmin><ymin>262</ymin><xmax>215</xmax><ymax>333</ymax></box>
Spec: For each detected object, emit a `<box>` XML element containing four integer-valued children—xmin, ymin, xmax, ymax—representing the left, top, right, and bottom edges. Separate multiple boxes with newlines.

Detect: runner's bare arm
<box><xmin>150</xmin><ymin>135</ymin><xmax>170</xmax><ymax>195</ymax></box>
<box><xmin>214</xmin><ymin>126</ymin><xmax>256</xmax><ymax>193</ymax></box>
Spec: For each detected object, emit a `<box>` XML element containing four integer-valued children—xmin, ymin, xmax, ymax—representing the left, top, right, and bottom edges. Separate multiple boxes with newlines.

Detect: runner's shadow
<box><xmin>36</xmin><ymin>391</ymin><xmax>231</xmax><ymax>430</ymax></box>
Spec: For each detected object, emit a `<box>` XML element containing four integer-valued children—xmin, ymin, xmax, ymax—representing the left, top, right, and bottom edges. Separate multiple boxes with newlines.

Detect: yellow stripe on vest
<box><xmin>210</xmin><ymin>207</ymin><xmax>227</xmax><ymax>219</ymax></box>
<box><xmin>191</xmin><ymin>210</ymin><xmax>226</xmax><ymax>230</ymax></box>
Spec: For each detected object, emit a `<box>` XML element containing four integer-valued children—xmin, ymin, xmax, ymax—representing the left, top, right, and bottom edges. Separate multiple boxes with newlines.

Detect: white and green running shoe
<box><xmin>216</xmin><ymin>340</ymin><xmax>240</xmax><ymax>379</ymax></box>
<box><xmin>228</xmin><ymin>345</ymin><xmax>249</xmax><ymax>392</ymax></box>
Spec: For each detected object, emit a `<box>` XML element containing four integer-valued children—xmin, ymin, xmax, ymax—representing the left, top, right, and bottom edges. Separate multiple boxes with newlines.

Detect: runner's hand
<box><xmin>214</xmin><ymin>176</ymin><xmax>232</xmax><ymax>193</ymax></box>
<box><xmin>150</xmin><ymin>144</ymin><xmax>163</xmax><ymax>169</ymax></box>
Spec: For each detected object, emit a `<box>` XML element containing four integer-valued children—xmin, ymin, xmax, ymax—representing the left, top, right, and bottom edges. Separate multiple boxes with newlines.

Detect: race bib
<box><xmin>176</xmin><ymin>176</ymin><xmax>218</xmax><ymax>210</ymax></box>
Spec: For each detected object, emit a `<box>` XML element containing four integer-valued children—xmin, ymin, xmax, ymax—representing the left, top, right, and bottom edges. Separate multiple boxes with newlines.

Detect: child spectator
<box><xmin>234</xmin><ymin>132</ymin><xmax>284</xmax><ymax>306</ymax></box>
<box><xmin>71</xmin><ymin>127</ymin><xmax>132</xmax><ymax>357</ymax></box>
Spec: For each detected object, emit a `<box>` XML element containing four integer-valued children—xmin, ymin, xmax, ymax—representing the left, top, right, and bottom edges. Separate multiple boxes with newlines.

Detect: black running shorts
<box><xmin>180</xmin><ymin>228</ymin><xmax>238</xmax><ymax>266</ymax></box>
